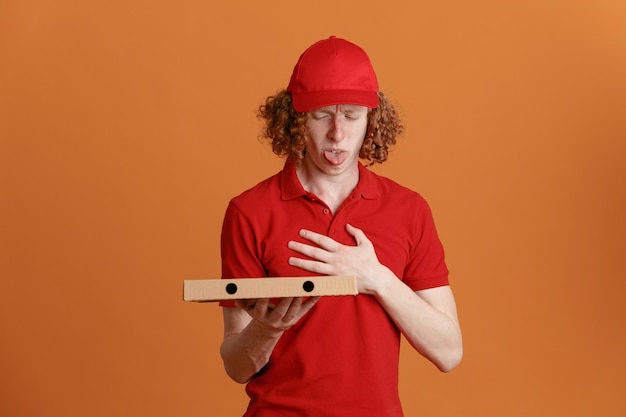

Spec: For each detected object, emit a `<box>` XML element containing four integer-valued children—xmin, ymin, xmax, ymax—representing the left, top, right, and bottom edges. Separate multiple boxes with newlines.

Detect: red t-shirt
<box><xmin>220</xmin><ymin>162</ymin><xmax>449</xmax><ymax>417</ymax></box>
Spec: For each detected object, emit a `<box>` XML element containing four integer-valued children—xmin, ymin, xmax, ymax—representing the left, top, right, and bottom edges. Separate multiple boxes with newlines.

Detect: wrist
<box><xmin>361</xmin><ymin>265</ymin><xmax>396</xmax><ymax>297</ymax></box>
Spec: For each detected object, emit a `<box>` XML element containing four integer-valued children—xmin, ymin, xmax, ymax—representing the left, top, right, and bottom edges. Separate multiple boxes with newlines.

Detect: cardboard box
<box><xmin>183</xmin><ymin>276</ymin><xmax>358</xmax><ymax>302</ymax></box>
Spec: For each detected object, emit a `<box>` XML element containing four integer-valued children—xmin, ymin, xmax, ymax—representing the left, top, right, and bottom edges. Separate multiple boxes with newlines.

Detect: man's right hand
<box><xmin>234</xmin><ymin>296</ymin><xmax>320</xmax><ymax>332</ymax></box>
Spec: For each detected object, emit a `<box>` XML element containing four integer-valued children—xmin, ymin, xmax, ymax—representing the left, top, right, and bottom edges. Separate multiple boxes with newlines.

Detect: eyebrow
<box><xmin>313</xmin><ymin>105</ymin><xmax>366</xmax><ymax>113</ymax></box>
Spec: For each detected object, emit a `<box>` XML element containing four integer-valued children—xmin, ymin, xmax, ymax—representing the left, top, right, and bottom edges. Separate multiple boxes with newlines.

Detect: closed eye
<box><xmin>344</xmin><ymin>112</ymin><xmax>365</xmax><ymax>121</ymax></box>
<box><xmin>310</xmin><ymin>112</ymin><xmax>330</xmax><ymax>120</ymax></box>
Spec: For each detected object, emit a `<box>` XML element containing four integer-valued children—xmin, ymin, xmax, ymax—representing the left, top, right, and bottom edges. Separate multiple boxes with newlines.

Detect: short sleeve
<box><xmin>402</xmin><ymin>197</ymin><xmax>449</xmax><ymax>291</ymax></box>
<box><xmin>219</xmin><ymin>200</ymin><xmax>267</xmax><ymax>307</ymax></box>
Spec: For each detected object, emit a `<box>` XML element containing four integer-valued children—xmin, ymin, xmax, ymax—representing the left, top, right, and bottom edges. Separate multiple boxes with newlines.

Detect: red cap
<box><xmin>287</xmin><ymin>36</ymin><xmax>379</xmax><ymax>112</ymax></box>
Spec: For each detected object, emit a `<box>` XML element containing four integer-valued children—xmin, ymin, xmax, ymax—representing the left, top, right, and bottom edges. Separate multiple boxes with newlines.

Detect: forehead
<box><xmin>310</xmin><ymin>104</ymin><xmax>368</xmax><ymax>113</ymax></box>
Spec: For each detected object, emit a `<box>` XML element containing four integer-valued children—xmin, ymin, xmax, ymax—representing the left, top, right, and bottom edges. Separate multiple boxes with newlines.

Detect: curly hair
<box><xmin>257</xmin><ymin>90</ymin><xmax>403</xmax><ymax>166</ymax></box>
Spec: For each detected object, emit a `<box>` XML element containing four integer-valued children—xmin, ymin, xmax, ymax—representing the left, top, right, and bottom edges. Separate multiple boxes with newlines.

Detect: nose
<box><xmin>327</xmin><ymin>116</ymin><xmax>345</xmax><ymax>142</ymax></box>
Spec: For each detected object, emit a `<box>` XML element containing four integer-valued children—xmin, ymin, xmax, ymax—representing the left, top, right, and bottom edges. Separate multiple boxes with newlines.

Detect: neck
<box><xmin>296</xmin><ymin>162</ymin><xmax>360</xmax><ymax>214</ymax></box>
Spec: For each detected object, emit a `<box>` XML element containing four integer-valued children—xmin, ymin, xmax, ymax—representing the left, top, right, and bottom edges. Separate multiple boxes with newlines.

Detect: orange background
<box><xmin>1</xmin><ymin>1</ymin><xmax>625</xmax><ymax>416</ymax></box>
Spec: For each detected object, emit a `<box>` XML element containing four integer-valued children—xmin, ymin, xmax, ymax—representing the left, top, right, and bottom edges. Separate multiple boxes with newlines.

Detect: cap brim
<box><xmin>291</xmin><ymin>90</ymin><xmax>379</xmax><ymax>113</ymax></box>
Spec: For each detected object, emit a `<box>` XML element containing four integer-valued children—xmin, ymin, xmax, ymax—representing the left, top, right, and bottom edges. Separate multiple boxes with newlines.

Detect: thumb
<box><xmin>346</xmin><ymin>224</ymin><xmax>367</xmax><ymax>245</ymax></box>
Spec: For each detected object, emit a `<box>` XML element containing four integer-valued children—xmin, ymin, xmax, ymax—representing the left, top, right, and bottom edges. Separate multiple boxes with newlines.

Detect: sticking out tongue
<box><xmin>324</xmin><ymin>150</ymin><xmax>347</xmax><ymax>165</ymax></box>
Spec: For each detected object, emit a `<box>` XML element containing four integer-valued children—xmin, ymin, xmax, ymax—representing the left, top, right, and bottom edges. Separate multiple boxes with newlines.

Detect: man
<box><xmin>218</xmin><ymin>36</ymin><xmax>462</xmax><ymax>417</ymax></box>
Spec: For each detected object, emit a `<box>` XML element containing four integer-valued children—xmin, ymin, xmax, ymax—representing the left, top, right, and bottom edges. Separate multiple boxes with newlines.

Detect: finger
<box><xmin>252</xmin><ymin>298</ymin><xmax>273</xmax><ymax>314</ymax></box>
<box><xmin>298</xmin><ymin>229</ymin><xmax>340</xmax><ymax>251</ymax></box>
<box><xmin>301</xmin><ymin>296</ymin><xmax>321</xmax><ymax>312</ymax></box>
<box><xmin>269</xmin><ymin>297</ymin><xmax>294</xmax><ymax>316</ymax></box>
<box><xmin>346</xmin><ymin>224</ymin><xmax>369</xmax><ymax>246</ymax></box>
<box><xmin>290</xmin><ymin>296</ymin><xmax>304</xmax><ymax>307</ymax></box>
<box><xmin>282</xmin><ymin>297</ymin><xmax>320</xmax><ymax>324</ymax></box>
<box><xmin>282</xmin><ymin>297</ymin><xmax>303</xmax><ymax>321</ymax></box>
<box><xmin>287</xmin><ymin>240</ymin><xmax>332</xmax><ymax>262</ymax></box>
<box><xmin>346</xmin><ymin>224</ymin><xmax>373</xmax><ymax>247</ymax></box>
<box><xmin>288</xmin><ymin>256</ymin><xmax>333</xmax><ymax>275</ymax></box>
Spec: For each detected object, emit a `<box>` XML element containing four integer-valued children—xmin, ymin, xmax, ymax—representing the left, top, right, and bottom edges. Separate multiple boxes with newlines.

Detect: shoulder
<box><xmin>229</xmin><ymin>171</ymin><xmax>282</xmax><ymax>207</ymax></box>
<box><xmin>362</xmin><ymin>166</ymin><xmax>430</xmax><ymax>206</ymax></box>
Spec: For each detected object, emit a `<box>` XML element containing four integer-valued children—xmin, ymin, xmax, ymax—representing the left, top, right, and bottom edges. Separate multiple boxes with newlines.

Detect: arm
<box><xmin>220</xmin><ymin>296</ymin><xmax>320</xmax><ymax>383</ymax></box>
<box><xmin>368</xmin><ymin>272</ymin><xmax>462</xmax><ymax>372</ymax></box>
<box><xmin>287</xmin><ymin>225</ymin><xmax>462</xmax><ymax>372</ymax></box>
